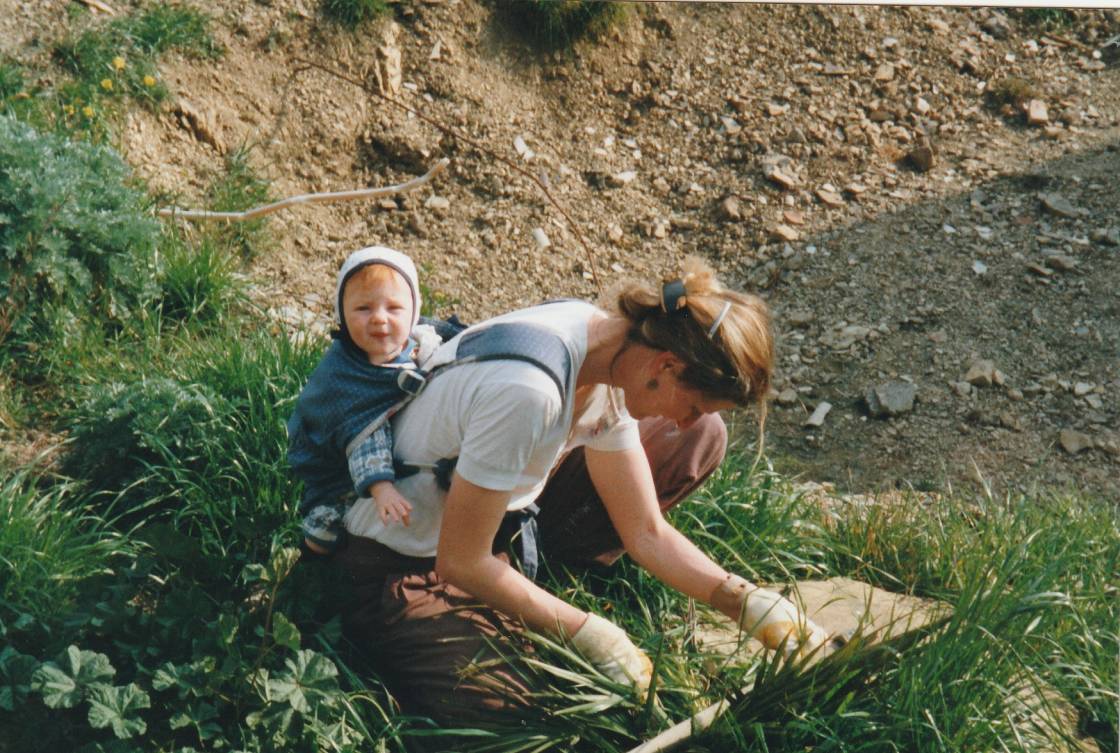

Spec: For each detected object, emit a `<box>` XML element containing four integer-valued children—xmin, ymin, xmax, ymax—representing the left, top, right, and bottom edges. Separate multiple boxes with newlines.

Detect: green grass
<box><xmin>498</xmin><ymin>0</ymin><xmax>629</xmax><ymax>51</ymax></box>
<box><xmin>203</xmin><ymin>147</ymin><xmax>274</xmax><ymax>260</ymax></box>
<box><xmin>320</xmin><ymin>0</ymin><xmax>390</xmax><ymax>29</ymax></box>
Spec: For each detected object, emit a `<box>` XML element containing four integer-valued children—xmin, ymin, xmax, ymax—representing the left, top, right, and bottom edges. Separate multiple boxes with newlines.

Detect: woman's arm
<box><xmin>435</xmin><ymin>471</ymin><xmax>588</xmax><ymax>638</ymax></box>
<box><xmin>584</xmin><ymin>445</ymin><xmax>730</xmax><ymax>602</ymax></box>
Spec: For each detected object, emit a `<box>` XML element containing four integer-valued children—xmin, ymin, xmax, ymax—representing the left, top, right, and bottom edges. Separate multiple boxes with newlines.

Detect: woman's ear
<box><xmin>652</xmin><ymin>350</ymin><xmax>684</xmax><ymax>374</ymax></box>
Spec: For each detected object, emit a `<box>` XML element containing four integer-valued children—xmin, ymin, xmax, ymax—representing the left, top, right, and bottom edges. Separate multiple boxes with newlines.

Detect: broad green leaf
<box><xmin>0</xmin><ymin>647</ymin><xmax>39</xmax><ymax>711</ymax></box>
<box><xmin>271</xmin><ymin>613</ymin><xmax>301</xmax><ymax>652</ymax></box>
<box><xmin>169</xmin><ymin>701</ymin><xmax>221</xmax><ymax>741</ymax></box>
<box><xmin>32</xmin><ymin>646</ymin><xmax>115</xmax><ymax>708</ymax></box>
<box><xmin>87</xmin><ymin>683</ymin><xmax>150</xmax><ymax>739</ymax></box>
<box><xmin>246</xmin><ymin>704</ymin><xmax>295</xmax><ymax>744</ymax></box>
<box><xmin>268</xmin><ymin>650</ymin><xmax>339</xmax><ymax>713</ymax></box>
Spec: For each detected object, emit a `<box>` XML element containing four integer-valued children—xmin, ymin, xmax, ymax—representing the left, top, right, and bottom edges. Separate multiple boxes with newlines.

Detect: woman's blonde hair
<box><xmin>613</xmin><ymin>256</ymin><xmax>774</xmax><ymax>416</ymax></box>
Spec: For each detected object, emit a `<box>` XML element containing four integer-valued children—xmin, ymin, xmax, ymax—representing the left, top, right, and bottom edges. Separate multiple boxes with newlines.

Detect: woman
<box><xmin>335</xmin><ymin>256</ymin><xmax>828</xmax><ymax>722</ymax></box>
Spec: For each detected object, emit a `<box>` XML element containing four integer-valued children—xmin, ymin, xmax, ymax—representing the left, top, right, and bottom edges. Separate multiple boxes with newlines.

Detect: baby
<box><xmin>287</xmin><ymin>246</ymin><xmax>437</xmax><ymax>554</ymax></box>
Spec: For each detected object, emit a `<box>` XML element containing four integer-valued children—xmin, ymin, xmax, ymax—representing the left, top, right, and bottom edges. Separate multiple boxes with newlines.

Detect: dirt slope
<box><xmin>11</xmin><ymin>1</ymin><xmax>1119</xmax><ymax>497</ymax></box>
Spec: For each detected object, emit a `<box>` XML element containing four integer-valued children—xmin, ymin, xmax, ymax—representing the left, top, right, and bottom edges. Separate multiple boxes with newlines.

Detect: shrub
<box><xmin>0</xmin><ymin>116</ymin><xmax>161</xmax><ymax>371</ymax></box>
<box><xmin>499</xmin><ymin>0</ymin><xmax>628</xmax><ymax>50</ymax></box>
<box><xmin>320</xmin><ymin>0</ymin><xmax>389</xmax><ymax>29</ymax></box>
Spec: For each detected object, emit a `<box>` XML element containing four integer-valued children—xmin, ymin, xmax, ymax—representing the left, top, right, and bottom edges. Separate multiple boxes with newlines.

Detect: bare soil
<box><xmin>7</xmin><ymin>1</ymin><xmax>1118</xmax><ymax>498</ymax></box>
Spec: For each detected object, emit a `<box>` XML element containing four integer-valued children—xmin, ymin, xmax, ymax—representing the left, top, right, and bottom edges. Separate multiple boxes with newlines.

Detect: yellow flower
<box><xmin>112</xmin><ymin>56</ymin><xmax>125</xmax><ymax>71</ymax></box>
<box><xmin>100</xmin><ymin>78</ymin><xmax>113</xmax><ymax>91</ymax></box>
<box><xmin>143</xmin><ymin>75</ymin><xmax>156</xmax><ymax>87</ymax></box>
<box><xmin>64</xmin><ymin>104</ymin><xmax>75</xmax><ymax>115</ymax></box>
<box><xmin>82</xmin><ymin>105</ymin><xmax>94</xmax><ymax>118</ymax></box>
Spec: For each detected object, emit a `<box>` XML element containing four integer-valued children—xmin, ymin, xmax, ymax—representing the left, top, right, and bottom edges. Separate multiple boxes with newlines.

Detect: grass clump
<box><xmin>53</xmin><ymin>3</ymin><xmax>218</xmax><ymax>106</ymax></box>
<box><xmin>203</xmin><ymin>147</ymin><xmax>274</xmax><ymax>259</ymax></box>
<box><xmin>1019</xmin><ymin>8</ymin><xmax>1077</xmax><ymax>29</ymax></box>
<box><xmin>320</xmin><ymin>0</ymin><xmax>390</xmax><ymax>29</ymax></box>
<box><xmin>0</xmin><ymin>115</ymin><xmax>160</xmax><ymax>373</ymax></box>
<box><xmin>500</xmin><ymin>0</ymin><xmax>628</xmax><ymax>50</ymax></box>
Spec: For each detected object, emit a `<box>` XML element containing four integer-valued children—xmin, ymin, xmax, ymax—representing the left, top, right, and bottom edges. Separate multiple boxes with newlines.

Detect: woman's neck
<box><xmin>579</xmin><ymin>313</ymin><xmax>634</xmax><ymax>389</ymax></box>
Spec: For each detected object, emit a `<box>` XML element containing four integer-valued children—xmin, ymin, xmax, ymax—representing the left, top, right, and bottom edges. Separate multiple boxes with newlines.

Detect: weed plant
<box><xmin>204</xmin><ymin>147</ymin><xmax>274</xmax><ymax>260</ymax></box>
<box><xmin>498</xmin><ymin>0</ymin><xmax>628</xmax><ymax>51</ymax></box>
<box><xmin>321</xmin><ymin>0</ymin><xmax>389</xmax><ymax>28</ymax></box>
<box><xmin>53</xmin><ymin>3</ymin><xmax>218</xmax><ymax>109</ymax></box>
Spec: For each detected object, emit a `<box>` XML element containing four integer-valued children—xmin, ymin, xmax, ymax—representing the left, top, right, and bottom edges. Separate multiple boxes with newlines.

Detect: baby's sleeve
<box><xmin>348</xmin><ymin>424</ymin><xmax>397</xmax><ymax>498</ymax></box>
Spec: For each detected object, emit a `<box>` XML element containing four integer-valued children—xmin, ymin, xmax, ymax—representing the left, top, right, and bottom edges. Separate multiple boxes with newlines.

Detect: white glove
<box><xmin>571</xmin><ymin>613</ymin><xmax>653</xmax><ymax>696</ymax></box>
<box><xmin>712</xmin><ymin>574</ymin><xmax>829</xmax><ymax>657</ymax></box>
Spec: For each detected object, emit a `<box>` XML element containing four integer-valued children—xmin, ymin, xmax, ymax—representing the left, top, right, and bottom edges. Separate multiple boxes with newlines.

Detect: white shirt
<box><xmin>344</xmin><ymin>301</ymin><xmax>640</xmax><ymax>556</ymax></box>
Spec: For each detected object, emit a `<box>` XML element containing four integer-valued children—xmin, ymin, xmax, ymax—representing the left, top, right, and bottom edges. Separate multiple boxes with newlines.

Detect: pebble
<box><xmin>816</xmin><ymin>188</ymin><xmax>845</xmax><ymax>208</ymax></box>
<box><xmin>1091</xmin><ymin>227</ymin><xmax>1120</xmax><ymax>246</ymax></box>
<box><xmin>532</xmin><ymin>227</ymin><xmax>550</xmax><ymax>249</ymax></box>
<box><xmin>1039</xmin><ymin>193</ymin><xmax>1081</xmax><ymax>218</ymax></box>
<box><xmin>822</xmin><ymin>324</ymin><xmax>871</xmax><ymax>350</ymax></box>
<box><xmin>720</xmin><ymin>196</ymin><xmax>742</xmax><ymax>222</ymax></box>
<box><xmin>783</xmin><ymin>208</ymin><xmax>806</xmax><ymax>225</ymax></box>
<box><xmin>1026</xmin><ymin>100</ymin><xmax>1049</xmax><ymax>126</ymax></box>
<box><xmin>982</xmin><ymin>13</ymin><xmax>1012</xmax><ymax>39</ymax></box>
<box><xmin>999</xmin><ymin>412</ymin><xmax>1023</xmax><ymax>432</ymax></box>
<box><xmin>762</xmin><ymin>154</ymin><xmax>801</xmax><ymax>190</ymax></box>
<box><xmin>721</xmin><ymin>116</ymin><xmax>742</xmax><ymax>135</ymax></box>
<box><xmin>1044</xmin><ymin>254</ymin><xmax>1078</xmax><ymax>272</ymax></box>
<box><xmin>865</xmin><ymin>382</ymin><xmax>917</xmax><ymax>418</ymax></box>
<box><xmin>1073</xmin><ymin>382</ymin><xmax>1094</xmax><ymax>397</ymax></box>
<box><xmin>424</xmin><ymin>195</ymin><xmax>451</xmax><ymax>212</ymax></box>
<box><xmin>771</xmin><ymin>223</ymin><xmax>800</xmax><ymax>242</ymax></box>
<box><xmin>964</xmin><ymin>359</ymin><xmax>1005</xmax><ymax>387</ymax></box>
<box><xmin>907</xmin><ymin>145</ymin><xmax>935</xmax><ymax>172</ymax></box>
<box><xmin>874</xmin><ymin>63</ymin><xmax>895</xmax><ymax>82</ymax></box>
<box><xmin>804</xmin><ymin>401</ymin><xmax>832</xmax><ymax>427</ymax></box>
<box><xmin>787</xmin><ymin>310</ymin><xmax>815</xmax><ymax>328</ymax></box>
<box><xmin>1059</xmin><ymin>428</ymin><xmax>1093</xmax><ymax>455</ymax></box>
<box><xmin>777</xmin><ymin>388</ymin><xmax>799</xmax><ymax>406</ymax></box>
<box><xmin>950</xmin><ymin>381</ymin><xmax>973</xmax><ymax>398</ymax></box>
<box><xmin>915</xmin><ymin>97</ymin><xmax>931</xmax><ymax>116</ymax></box>
<box><xmin>610</xmin><ymin>170</ymin><xmax>638</xmax><ymax>187</ymax></box>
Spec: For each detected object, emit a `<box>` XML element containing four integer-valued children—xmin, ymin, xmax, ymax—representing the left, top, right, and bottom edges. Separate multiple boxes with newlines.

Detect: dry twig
<box><xmin>157</xmin><ymin>158</ymin><xmax>448</xmax><ymax>221</ymax></box>
<box><xmin>76</xmin><ymin>0</ymin><xmax>116</xmax><ymax>14</ymax></box>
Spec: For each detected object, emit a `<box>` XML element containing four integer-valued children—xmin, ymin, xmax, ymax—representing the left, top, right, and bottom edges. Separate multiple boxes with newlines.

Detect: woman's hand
<box><xmin>711</xmin><ymin>574</ymin><xmax>829</xmax><ymax>657</ymax></box>
<box><xmin>571</xmin><ymin>613</ymin><xmax>652</xmax><ymax>697</ymax></box>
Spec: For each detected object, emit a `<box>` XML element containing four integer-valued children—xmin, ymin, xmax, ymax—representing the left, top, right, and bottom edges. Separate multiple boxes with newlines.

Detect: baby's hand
<box><xmin>372</xmin><ymin>483</ymin><xmax>412</xmax><ymax>527</ymax></box>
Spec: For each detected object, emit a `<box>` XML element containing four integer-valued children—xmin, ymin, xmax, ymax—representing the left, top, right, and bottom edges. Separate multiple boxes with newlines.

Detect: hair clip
<box><xmin>660</xmin><ymin>279</ymin><xmax>688</xmax><ymax>313</ymax></box>
<box><xmin>707</xmin><ymin>301</ymin><xmax>732</xmax><ymax>339</ymax></box>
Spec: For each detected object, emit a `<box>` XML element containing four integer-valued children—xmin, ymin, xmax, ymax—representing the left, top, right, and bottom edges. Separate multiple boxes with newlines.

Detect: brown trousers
<box><xmin>334</xmin><ymin>414</ymin><xmax>727</xmax><ymax>724</ymax></box>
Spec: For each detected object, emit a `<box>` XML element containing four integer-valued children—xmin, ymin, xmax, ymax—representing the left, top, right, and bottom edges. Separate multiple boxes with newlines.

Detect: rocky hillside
<box><xmin>7</xmin><ymin>0</ymin><xmax>1118</xmax><ymax>496</ymax></box>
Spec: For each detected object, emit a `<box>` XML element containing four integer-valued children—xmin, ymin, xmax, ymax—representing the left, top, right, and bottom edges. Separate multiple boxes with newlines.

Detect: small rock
<box><xmin>999</xmin><ymin>412</ymin><xmax>1023</xmax><ymax>432</ymax></box>
<box><xmin>532</xmin><ymin>227</ymin><xmax>550</xmax><ymax>249</ymax></box>
<box><xmin>1059</xmin><ymin>428</ymin><xmax>1093</xmax><ymax>455</ymax></box>
<box><xmin>816</xmin><ymin>188</ymin><xmax>845</xmax><ymax>208</ymax></box>
<box><xmin>865</xmin><ymin>382</ymin><xmax>917</xmax><ymax>418</ymax></box>
<box><xmin>874</xmin><ymin>63</ymin><xmax>895</xmax><ymax>82</ymax></box>
<box><xmin>721</xmin><ymin>116</ymin><xmax>742</xmax><ymax>134</ymax></box>
<box><xmin>1044</xmin><ymin>254</ymin><xmax>1078</xmax><ymax>272</ymax></box>
<box><xmin>1039</xmin><ymin>193</ymin><xmax>1082</xmax><ymax>218</ymax></box>
<box><xmin>1091</xmin><ymin>227</ymin><xmax>1120</xmax><ymax>246</ymax></box>
<box><xmin>915</xmin><ymin>97</ymin><xmax>931</xmax><ymax>116</ymax></box>
<box><xmin>1007</xmin><ymin>388</ymin><xmax>1024</xmax><ymax>401</ymax></box>
<box><xmin>777</xmin><ymin>388</ymin><xmax>799</xmax><ymax>406</ymax></box>
<box><xmin>822</xmin><ymin>324</ymin><xmax>871</xmax><ymax>350</ymax></box>
<box><xmin>377</xmin><ymin>198</ymin><xmax>398</xmax><ymax>211</ymax></box>
<box><xmin>907</xmin><ymin>145</ymin><xmax>935</xmax><ymax>172</ymax></box>
<box><xmin>719</xmin><ymin>196</ymin><xmax>742</xmax><ymax>222</ymax></box>
<box><xmin>770</xmin><ymin>223</ymin><xmax>800</xmax><ymax>242</ymax></box>
<box><xmin>928</xmin><ymin>330</ymin><xmax>948</xmax><ymax>344</ymax></box>
<box><xmin>783</xmin><ymin>208</ymin><xmax>806</xmax><ymax>225</ymax></box>
<box><xmin>972</xmin><ymin>260</ymin><xmax>988</xmax><ymax>275</ymax></box>
<box><xmin>804</xmin><ymin>401</ymin><xmax>832</xmax><ymax>428</ymax></box>
<box><xmin>1042</xmin><ymin>125</ymin><xmax>1064</xmax><ymax>140</ymax></box>
<box><xmin>513</xmin><ymin>135</ymin><xmax>535</xmax><ymax>160</ymax></box>
<box><xmin>950</xmin><ymin>381</ymin><xmax>973</xmax><ymax>398</ymax></box>
<box><xmin>610</xmin><ymin>170</ymin><xmax>638</xmax><ymax>187</ymax></box>
<box><xmin>982</xmin><ymin>13</ymin><xmax>1012</xmax><ymax>39</ymax></box>
<box><xmin>1026</xmin><ymin>99</ymin><xmax>1049</xmax><ymax>126</ymax></box>
<box><xmin>1073</xmin><ymin>382</ymin><xmax>1094</xmax><ymax>397</ymax></box>
<box><xmin>965</xmin><ymin>359</ymin><xmax>998</xmax><ymax>387</ymax></box>
<box><xmin>788</xmin><ymin>310</ymin><xmax>815</xmax><ymax>328</ymax></box>
<box><xmin>424</xmin><ymin>195</ymin><xmax>450</xmax><ymax>212</ymax></box>
<box><xmin>761</xmin><ymin>154</ymin><xmax>801</xmax><ymax>190</ymax></box>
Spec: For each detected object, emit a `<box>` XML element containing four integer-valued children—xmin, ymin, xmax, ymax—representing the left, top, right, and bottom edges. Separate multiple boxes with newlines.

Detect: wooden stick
<box><xmin>157</xmin><ymin>158</ymin><xmax>448</xmax><ymax>221</ymax></box>
<box><xmin>625</xmin><ymin>698</ymin><xmax>730</xmax><ymax>753</ymax></box>
<box><xmin>77</xmin><ymin>0</ymin><xmax>116</xmax><ymax>14</ymax></box>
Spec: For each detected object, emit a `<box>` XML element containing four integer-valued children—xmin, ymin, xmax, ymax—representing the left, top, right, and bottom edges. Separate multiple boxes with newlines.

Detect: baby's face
<box><xmin>342</xmin><ymin>266</ymin><xmax>413</xmax><ymax>365</ymax></box>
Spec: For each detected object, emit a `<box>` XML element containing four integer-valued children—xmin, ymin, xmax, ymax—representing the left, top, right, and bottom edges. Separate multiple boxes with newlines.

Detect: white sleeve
<box><xmin>455</xmin><ymin>378</ymin><xmax>562</xmax><ymax>491</ymax></box>
<box><xmin>585</xmin><ymin>414</ymin><xmax>641</xmax><ymax>452</ymax></box>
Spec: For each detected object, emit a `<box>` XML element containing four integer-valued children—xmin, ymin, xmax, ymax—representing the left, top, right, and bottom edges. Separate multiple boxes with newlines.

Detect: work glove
<box><xmin>571</xmin><ymin>613</ymin><xmax>653</xmax><ymax>697</ymax></box>
<box><xmin>711</xmin><ymin>574</ymin><xmax>829</xmax><ymax>658</ymax></box>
